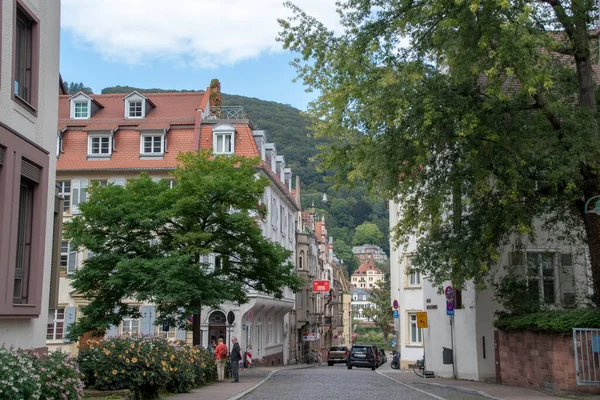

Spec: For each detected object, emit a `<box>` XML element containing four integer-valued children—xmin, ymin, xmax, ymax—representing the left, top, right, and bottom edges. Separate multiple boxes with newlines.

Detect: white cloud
<box><xmin>61</xmin><ymin>0</ymin><xmax>341</xmax><ymax>67</ymax></box>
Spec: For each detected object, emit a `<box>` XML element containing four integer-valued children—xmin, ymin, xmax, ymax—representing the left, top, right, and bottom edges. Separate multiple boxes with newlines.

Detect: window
<box><xmin>214</xmin><ymin>132</ymin><xmax>233</xmax><ymax>154</ymax></box>
<box><xmin>88</xmin><ymin>135</ymin><xmax>111</xmax><ymax>156</ymax></box>
<box><xmin>280</xmin><ymin>205</ymin><xmax>286</xmax><ymax>234</ymax></box>
<box><xmin>73</xmin><ymin>101</ymin><xmax>89</xmax><ymax>119</ymax></box>
<box><xmin>526</xmin><ymin>252</ymin><xmax>557</xmax><ymax>304</ymax></box>
<box><xmin>90</xmin><ymin>179</ymin><xmax>107</xmax><ymax>187</ymax></box>
<box><xmin>271</xmin><ymin>197</ymin><xmax>277</xmax><ymax>228</ymax></box>
<box><xmin>409</xmin><ymin>271</ymin><xmax>421</xmax><ymax>286</ymax></box>
<box><xmin>122</xmin><ymin>310</ymin><xmax>140</xmax><ymax>336</ymax></box>
<box><xmin>57</xmin><ymin>181</ymin><xmax>71</xmax><ymax>213</ymax></box>
<box><xmin>409</xmin><ymin>313</ymin><xmax>422</xmax><ymax>344</ymax></box>
<box><xmin>13</xmin><ymin>177</ymin><xmax>34</xmax><ymax>304</ymax></box>
<box><xmin>299</xmin><ymin>251</ymin><xmax>304</xmax><ymax>269</ymax></box>
<box><xmin>128</xmin><ymin>101</ymin><xmax>143</xmax><ymax>118</ymax></box>
<box><xmin>47</xmin><ymin>307</ymin><xmax>65</xmax><ymax>340</ymax></box>
<box><xmin>14</xmin><ymin>7</ymin><xmax>37</xmax><ymax>107</ymax></box>
<box><xmin>60</xmin><ymin>241</ymin><xmax>78</xmax><ymax>274</ymax></box>
<box><xmin>71</xmin><ymin>179</ymin><xmax>88</xmax><ymax>214</ymax></box>
<box><xmin>141</xmin><ymin>135</ymin><xmax>164</xmax><ymax>155</ymax></box>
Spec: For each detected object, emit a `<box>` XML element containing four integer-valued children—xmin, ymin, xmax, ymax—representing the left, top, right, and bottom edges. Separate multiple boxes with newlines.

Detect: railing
<box><xmin>204</xmin><ymin>106</ymin><xmax>248</xmax><ymax>120</ymax></box>
<box><xmin>573</xmin><ymin>328</ymin><xmax>600</xmax><ymax>386</ymax></box>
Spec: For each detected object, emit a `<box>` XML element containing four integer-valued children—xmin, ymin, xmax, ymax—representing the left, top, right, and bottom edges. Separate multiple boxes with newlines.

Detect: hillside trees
<box><xmin>279</xmin><ymin>0</ymin><xmax>600</xmax><ymax>302</ymax></box>
<box><xmin>64</xmin><ymin>151</ymin><xmax>301</xmax><ymax>343</ymax></box>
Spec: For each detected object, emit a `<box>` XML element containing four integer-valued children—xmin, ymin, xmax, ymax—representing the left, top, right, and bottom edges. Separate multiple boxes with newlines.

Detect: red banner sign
<box><xmin>312</xmin><ymin>280</ymin><xmax>330</xmax><ymax>292</ymax></box>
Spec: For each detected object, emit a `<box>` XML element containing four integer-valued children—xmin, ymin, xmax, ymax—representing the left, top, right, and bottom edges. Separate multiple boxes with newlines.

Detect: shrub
<box><xmin>494</xmin><ymin>308</ymin><xmax>600</xmax><ymax>334</ymax></box>
<box><xmin>0</xmin><ymin>347</ymin><xmax>84</xmax><ymax>400</ymax></box>
<box><xmin>78</xmin><ymin>337</ymin><xmax>216</xmax><ymax>399</ymax></box>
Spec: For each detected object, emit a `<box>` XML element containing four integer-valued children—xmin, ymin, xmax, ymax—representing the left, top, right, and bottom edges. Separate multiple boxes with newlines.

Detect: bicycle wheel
<box><xmin>413</xmin><ymin>361</ymin><xmax>425</xmax><ymax>378</ymax></box>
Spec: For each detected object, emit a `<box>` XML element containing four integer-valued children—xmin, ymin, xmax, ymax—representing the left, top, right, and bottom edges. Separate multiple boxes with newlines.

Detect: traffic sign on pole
<box><xmin>393</xmin><ymin>309</ymin><xmax>399</xmax><ymax>319</ymax></box>
<box><xmin>416</xmin><ymin>312</ymin><xmax>428</xmax><ymax>328</ymax></box>
<box><xmin>248</xmin><ymin>310</ymin><xmax>253</xmax><ymax>322</ymax></box>
<box><xmin>393</xmin><ymin>299</ymin><xmax>399</xmax><ymax>310</ymax></box>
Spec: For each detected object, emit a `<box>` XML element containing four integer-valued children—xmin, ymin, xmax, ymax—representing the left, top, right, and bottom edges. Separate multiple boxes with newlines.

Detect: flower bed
<box><xmin>0</xmin><ymin>347</ymin><xmax>84</xmax><ymax>400</ymax></box>
<box><xmin>78</xmin><ymin>337</ymin><xmax>216</xmax><ymax>400</ymax></box>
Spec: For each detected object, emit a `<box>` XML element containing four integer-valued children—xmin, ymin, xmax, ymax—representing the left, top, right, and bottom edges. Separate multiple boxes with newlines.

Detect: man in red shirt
<box><xmin>215</xmin><ymin>338</ymin><xmax>228</xmax><ymax>382</ymax></box>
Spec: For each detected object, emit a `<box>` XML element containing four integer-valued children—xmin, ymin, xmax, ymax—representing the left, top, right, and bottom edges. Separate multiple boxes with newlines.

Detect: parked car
<box><xmin>347</xmin><ymin>345</ymin><xmax>378</xmax><ymax>370</ymax></box>
<box><xmin>371</xmin><ymin>345</ymin><xmax>381</xmax><ymax>367</ymax></box>
<box><xmin>378</xmin><ymin>349</ymin><xmax>387</xmax><ymax>365</ymax></box>
<box><xmin>327</xmin><ymin>346</ymin><xmax>349</xmax><ymax>366</ymax></box>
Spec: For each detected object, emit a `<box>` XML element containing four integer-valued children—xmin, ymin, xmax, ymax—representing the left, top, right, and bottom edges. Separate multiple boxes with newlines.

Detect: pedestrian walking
<box><xmin>230</xmin><ymin>336</ymin><xmax>242</xmax><ymax>383</ymax></box>
<box><xmin>215</xmin><ymin>338</ymin><xmax>228</xmax><ymax>383</ymax></box>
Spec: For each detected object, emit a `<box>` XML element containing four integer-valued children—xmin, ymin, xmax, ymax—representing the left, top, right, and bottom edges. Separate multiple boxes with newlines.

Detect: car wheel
<box><xmin>328</xmin><ymin>362</ymin><xmax>333</xmax><ymax>366</ymax></box>
<box><xmin>347</xmin><ymin>364</ymin><xmax>352</xmax><ymax>370</ymax></box>
<box><xmin>371</xmin><ymin>365</ymin><xmax>376</xmax><ymax>371</ymax></box>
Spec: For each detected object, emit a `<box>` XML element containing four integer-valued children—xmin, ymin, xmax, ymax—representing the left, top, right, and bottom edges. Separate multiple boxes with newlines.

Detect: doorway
<box><xmin>208</xmin><ymin>311</ymin><xmax>226</xmax><ymax>346</ymax></box>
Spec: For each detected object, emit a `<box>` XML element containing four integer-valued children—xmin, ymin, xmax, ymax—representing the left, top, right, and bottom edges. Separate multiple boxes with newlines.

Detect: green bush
<box><xmin>0</xmin><ymin>347</ymin><xmax>84</xmax><ymax>400</ymax></box>
<box><xmin>78</xmin><ymin>337</ymin><xmax>215</xmax><ymax>400</ymax></box>
<box><xmin>494</xmin><ymin>308</ymin><xmax>600</xmax><ymax>334</ymax></box>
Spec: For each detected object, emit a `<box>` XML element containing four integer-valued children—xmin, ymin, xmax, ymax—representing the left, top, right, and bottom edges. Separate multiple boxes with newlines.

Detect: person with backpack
<box><xmin>215</xmin><ymin>338</ymin><xmax>228</xmax><ymax>382</ymax></box>
<box><xmin>230</xmin><ymin>336</ymin><xmax>242</xmax><ymax>383</ymax></box>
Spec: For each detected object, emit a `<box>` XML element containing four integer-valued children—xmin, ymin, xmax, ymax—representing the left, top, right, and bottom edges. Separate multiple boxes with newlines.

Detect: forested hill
<box><xmin>97</xmin><ymin>85</ymin><xmax>390</xmax><ymax>273</ymax></box>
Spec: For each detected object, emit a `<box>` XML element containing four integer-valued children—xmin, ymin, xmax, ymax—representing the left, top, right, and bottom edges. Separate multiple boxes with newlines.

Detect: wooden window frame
<box><xmin>12</xmin><ymin>1</ymin><xmax>39</xmax><ymax>115</ymax></box>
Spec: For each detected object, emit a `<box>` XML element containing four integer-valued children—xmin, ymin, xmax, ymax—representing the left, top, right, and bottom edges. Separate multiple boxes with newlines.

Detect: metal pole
<box><xmin>450</xmin><ymin>315</ymin><xmax>456</xmax><ymax>379</ymax></box>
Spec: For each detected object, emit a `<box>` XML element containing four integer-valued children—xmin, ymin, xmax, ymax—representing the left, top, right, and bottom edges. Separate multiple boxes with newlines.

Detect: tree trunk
<box><xmin>192</xmin><ymin>299</ymin><xmax>201</xmax><ymax>346</ymax></box>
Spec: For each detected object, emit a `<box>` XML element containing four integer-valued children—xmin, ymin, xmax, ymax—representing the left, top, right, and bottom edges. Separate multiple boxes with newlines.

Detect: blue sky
<box><xmin>59</xmin><ymin>0</ymin><xmax>341</xmax><ymax>111</ymax></box>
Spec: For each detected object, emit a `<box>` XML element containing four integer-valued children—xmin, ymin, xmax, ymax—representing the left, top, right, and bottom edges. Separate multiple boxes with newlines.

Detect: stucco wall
<box><xmin>0</xmin><ymin>0</ymin><xmax>60</xmax><ymax>350</ymax></box>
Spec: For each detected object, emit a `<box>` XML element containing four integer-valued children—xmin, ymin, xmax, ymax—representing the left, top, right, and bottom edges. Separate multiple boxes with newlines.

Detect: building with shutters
<box><xmin>49</xmin><ymin>81</ymin><xmax>299</xmax><ymax>366</ymax></box>
<box><xmin>389</xmin><ymin>199</ymin><xmax>593</xmax><ymax>377</ymax></box>
<box><xmin>351</xmin><ymin>256</ymin><xmax>385</xmax><ymax>289</ymax></box>
<box><xmin>352</xmin><ymin>244</ymin><xmax>388</xmax><ymax>264</ymax></box>
<box><xmin>0</xmin><ymin>0</ymin><xmax>61</xmax><ymax>352</ymax></box>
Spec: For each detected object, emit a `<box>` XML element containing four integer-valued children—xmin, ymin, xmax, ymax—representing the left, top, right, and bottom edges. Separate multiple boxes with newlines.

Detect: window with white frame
<box><xmin>73</xmin><ymin>101</ymin><xmax>89</xmax><ymax>119</ymax></box>
<box><xmin>280</xmin><ymin>205</ymin><xmax>286</xmax><ymax>234</ymax></box>
<box><xmin>409</xmin><ymin>271</ymin><xmax>421</xmax><ymax>286</ymax></box>
<box><xmin>140</xmin><ymin>134</ymin><xmax>164</xmax><ymax>155</ymax></box>
<box><xmin>46</xmin><ymin>307</ymin><xmax>65</xmax><ymax>340</ymax></box>
<box><xmin>213</xmin><ymin>125</ymin><xmax>235</xmax><ymax>155</ymax></box>
<box><xmin>61</xmin><ymin>241</ymin><xmax>78</xmax><ymax>274</ymax></box>
<box><xmin>128</xmin><ymin>101</ymin><xmax>143</xmax><ymax>118</ymax></box>
<box><xmin>526</xmin><ymin>252</ymin><xmax>557</xmax><ymax>305</ymax></box>
<box><xmin>88</xmin><ymin>135</ymin><xmax>111</xmax><ymax>156</ymax></box>
<box><xmin>409</xmin><ymin>313</ymin><xmax>422</xmax><ymax>344</ymax></box>
<box><xmin>121</xmin><ymin>309</ymin><xmax>140</xmax><ymax>336</ymax></box>
<box><xmin>57</xmin><ymin>180</ymin><xmax>71</xmax><ymax>214</ymax></box>
<box><xmin>71</xmin><ymin>179</ymin><xmax>88</xmax><ymax>214</ymax></box>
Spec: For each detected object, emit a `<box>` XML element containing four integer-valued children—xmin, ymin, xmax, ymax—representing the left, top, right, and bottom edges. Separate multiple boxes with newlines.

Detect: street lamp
<box><xmin>584</xmin><ymin>196</ymin><xmax>600</xmax><ymax>215</ymax></box>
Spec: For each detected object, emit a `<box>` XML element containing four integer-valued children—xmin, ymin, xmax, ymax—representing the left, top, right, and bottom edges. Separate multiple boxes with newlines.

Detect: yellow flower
<box><xmin>94</xmin><ymin>372</ymin><xmax>98</xmax><ymax>377</ymax></box>
<box><xmin>152</xmin><ymin>357</ymin><xmax>155</xmax><ymax>362</ymax></box>
<box><xmin>130</xmin><ymin>343</ymin><xmax>135</xmax><ymax>349</ymax></box>
<box><xmin>126</xmin><ymin>358</ymin><xmax>130</xmax><ymax>363</ymax></box>
<box><xmin>121</xmin><ymin>369</ymin><xmax>125</xmax><ymax>374</ymax></box>
<box><xmin>111</xmin><ymin>344</ymin><xmax>115</xmax><ymax>348</ymax></box>
<box><xmin>132</xmin><ymin>357</ymin><xmax>137</xmax><ymax>363</ymax></box>
<box><xmin>104</xmin><ymin>349</ymin><xmax>111</xmax><ymax>355</ymax></box>
<box><xmin>174</xmin><ymin>367</ymin><xmax>178</xmax><ymax>371</ymax></box>
<box><xmin>112</xmin><ymin>370</ymin><xmax>117</xmax><ymax>375</ymax></box>
<box><xmin>163</xmin><ymin>352</ymin><xmax>167</xmax><ymax>356</ymax></box>
<box><xmin>125</xmin><ymin>349</ymin><xmax>129</xmax><ymax>354</ymax></box>
<box><xmin>143</xmin><ymin>371</ymin><xmax>146</xmax><ymax>376</ymax></box>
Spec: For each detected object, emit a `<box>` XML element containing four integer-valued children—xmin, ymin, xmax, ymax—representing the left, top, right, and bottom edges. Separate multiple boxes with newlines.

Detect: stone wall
<box><xmin>499</xmin><ymin>330</ymin><xmax>600</xmax><ymax>394</ymax></box>
<box><xmin>253</xmin><ymin>351</ymin><xmax>283</xmax><ymax>367</ymax></box>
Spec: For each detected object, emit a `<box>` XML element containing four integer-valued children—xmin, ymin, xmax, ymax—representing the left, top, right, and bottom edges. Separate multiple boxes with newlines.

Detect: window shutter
<box><xmin>21</xmin><ymin>159</ymin><xmax>41</xmax><ymax>183</ymax></box>
<box><xmin>63</xmin><ymin>306</ymin><xmax>77</xmax><ymax>343</ymax></box>
<box><xmin>0</xmin><ymin>147</ymin><xmax>4</xmax><ymax>165</ymax></box>
<box><xmin>139</xmin><ymin>305</ymin><xmax>156</xmax><ymax>336</ymax></box>
<box><xmin>560</xmin><ymin>253</ymin><xmax>576</xmax><ymax>306</ymax></box>
<box><xmin>67</xmin><ymin>244</ymin><xmax>77</xmax><ymax>274</ymax></box>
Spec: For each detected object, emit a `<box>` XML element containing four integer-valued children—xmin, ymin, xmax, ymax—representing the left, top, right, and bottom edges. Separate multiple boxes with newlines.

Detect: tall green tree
<box><xmin>362</xmin><ymin>278</ymin><xmax>394</xmax><ymax>339</ymax></box>
<box><xmin>353</xmin><ymin>222</ymin><xmax>384</xmax><ymax>247</ymax></box>
<box><xmin>279</xmin><ymin>0</ymin><xmax>600</xmax><ymax>302</ymax></box>
<box><xmin>333</xmin><ymin>239</ymin><xmax>361</xmax><ymax>275</ymax></box>
<box><xmin>65</xmin><ymin>151</ymin><xmax>301</xmax><ymax>342</ymax></box>
<box><xmin>64</xmin><ymin>81</ymin><xmax>93</xmax><ymax>95</ymax></box>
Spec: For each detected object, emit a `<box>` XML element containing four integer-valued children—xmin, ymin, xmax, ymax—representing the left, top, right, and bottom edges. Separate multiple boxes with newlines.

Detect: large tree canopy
<box><xmin>65</xmin><ymin>151</ymin><xmax>301</xmax><ymax>340</ymax></box>
<box><xmin>279</xmin><ymin>0</ymin><xmax>600</xmax><ymax>302</ymax></box>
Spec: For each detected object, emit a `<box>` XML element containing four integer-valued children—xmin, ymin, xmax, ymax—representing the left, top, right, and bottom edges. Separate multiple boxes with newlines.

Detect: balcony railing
<box><xmin>204</xmin><ymin>106</ymin><xmax>248</xmax><ymax>120</ymax></box>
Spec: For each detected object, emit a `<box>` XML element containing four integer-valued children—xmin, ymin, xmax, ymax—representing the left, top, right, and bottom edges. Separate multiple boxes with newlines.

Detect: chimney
<box><xmin>209</xmin><ymin>79</ymin><xmax>222</xmax><ymax>108</ymax></box>
<box><xmin>276</xmin><ymin>155</ymin><xmax>285</xmax><ymax>183</ymax></box>
<box><xmin>265</xmin><ymin>143</ymin><xmax>277</xmax><ymax>171</ymax></box>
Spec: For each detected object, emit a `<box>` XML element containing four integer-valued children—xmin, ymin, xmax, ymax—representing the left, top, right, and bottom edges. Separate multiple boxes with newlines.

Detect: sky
<box><xmin>60</xmin><ymin>0</ymin><xmax>342</xmax><ymax>111</ymax></box>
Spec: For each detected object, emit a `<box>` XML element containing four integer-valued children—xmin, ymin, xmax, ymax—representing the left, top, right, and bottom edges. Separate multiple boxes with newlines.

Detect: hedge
<box><xmin>494</xmin><ymin>309</ymin><xmax>600</xmax><ymax>334</ymax></box>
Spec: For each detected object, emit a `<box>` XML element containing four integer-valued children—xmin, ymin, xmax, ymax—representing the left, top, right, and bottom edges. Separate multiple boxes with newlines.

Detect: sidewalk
<box><xmin>169</xmin><ymin>364</ymin><xmax>313</xmax><ymax>400</ymax></box>
<box><xmin>378</xmin><ymin>370</ymin><xmax>564</xmax><ymax>400</ymax></box>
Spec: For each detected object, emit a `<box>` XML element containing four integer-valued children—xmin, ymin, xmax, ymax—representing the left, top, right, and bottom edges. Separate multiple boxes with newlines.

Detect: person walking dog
<box><xmin>215</xmin><ymin>338</ymin><xmax>228</xmax><ymax>382</ymax></box>
<box><xmin>230</xmin><ymin>336</ymin><xmax>242</xmax><ymax>383</ymax></box>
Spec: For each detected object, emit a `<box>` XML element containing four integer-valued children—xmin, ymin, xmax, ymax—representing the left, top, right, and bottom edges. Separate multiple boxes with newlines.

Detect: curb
<box><xmin>228</xmin><ymin>364</ymin><xmax>315</xmax><ymax>400</ymax></box>
<box><xmin>376</xmin><ymin>371</ymin><xmax>501</xmax><ymax>400</ymax></box>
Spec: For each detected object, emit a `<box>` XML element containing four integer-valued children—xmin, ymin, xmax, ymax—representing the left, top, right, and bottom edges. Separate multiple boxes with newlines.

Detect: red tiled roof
<box><xmin>84</xmin><ymin>123</ymin><xmax>119</xmax><ymax>132</ymax></box>
<box><xmin>136</xmin><ymin>122</ymin><xmax>171</xmax><ymax>131</ymax></box>
<box><xmin>198</xmin><ymin>124</ymin><xmax>260</xmax><ymax>158</ymax></box>
<box><xmin>352</xmin><ymin>256</ymin><xmax>383</xmax><ymax>276</ymax></box>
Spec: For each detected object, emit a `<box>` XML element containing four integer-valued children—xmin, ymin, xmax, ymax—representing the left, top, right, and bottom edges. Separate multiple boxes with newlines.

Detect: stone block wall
<box><xmin>499</xmin><ymin>330</ymin><xmax>600</xmax><ymax>394</ymax></box>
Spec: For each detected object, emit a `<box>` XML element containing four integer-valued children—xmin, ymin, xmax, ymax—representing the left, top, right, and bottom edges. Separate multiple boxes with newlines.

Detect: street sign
<box><xmin>417</xmin><ymin>312</ymin><xmax>428</xmax><ymax>328</ymax></box>
<box><xmin>162</xmin><ymin>321</ymin><xmax>170</xmax><ymax>332</ymax></box>
<box><xmin>446</xmin><ymin>301</ymin><xmax>454</xmax><ymax>316</ymax></box>
<box><xmin>227</xmin><ymin>311</ymin><xmax>235</xmax><ymax>325</ymax></box>
<box><xmin>391</xmin><ymin>338</ymin><xmax>397</xmax><ymax>346</ymax></box>
<box><xmin>393</xmin><ymin>299</ymin><xmax>399</xmax><ymax>309</ymax></box>
<box><xmin>248</xmin><ymin>310</ymin><xmax>253</xmax><ymax>322</ymax></box>
<box><xmin>312</xmin><ymin>280</ymin><xmax>330</xmax><ymax>292</ymax></box>
<box><xmin>445</xmin><ymin>286</ymin><xmax>454</xmax><ymax>301</ymax></box>
<box><xmin>334</xmin><ymin>335</ymin><xmax>338</xmax><ymax>339</ymax></box>
<box><xmin>393</xmin><ymin>309</ymin><xmax>399</xmax><ymax>319</ymax></box>
<box><xmin>303</xmin><ymin>333</ymin><xmax>318</xmax><ymax>341</ymax></box>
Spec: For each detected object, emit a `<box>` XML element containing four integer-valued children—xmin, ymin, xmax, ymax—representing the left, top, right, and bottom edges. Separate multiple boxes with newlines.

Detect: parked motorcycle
<box><xmin>391</xmin><ymin>350</ymin><xmax>400</xmax><ymax>369</ymax></box>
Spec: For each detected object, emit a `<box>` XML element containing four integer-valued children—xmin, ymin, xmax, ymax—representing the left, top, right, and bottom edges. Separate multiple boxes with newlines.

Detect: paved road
<box><xmin>243</xmin><ymin>363</ymin><xmax>490</xmax><ymax>400</ymax></box>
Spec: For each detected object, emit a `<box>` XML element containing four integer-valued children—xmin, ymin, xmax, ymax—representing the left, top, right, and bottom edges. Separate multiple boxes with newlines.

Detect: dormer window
<box><xmin>128</xmin><ymin>100</ymin><xmax>143</xmax><ymax>118</ymax></box>
<box><xmin>140</xmin><ymin>133</ymin><xmax>165</xmax><ymax>156</ymax></box>
<box><xmin>88</xmin><ymin>134</ymin><xmax>111</xmax><ymax>157</ymax></box>
<box><xmin>123</xmin><ymin>91</ymin><xmax>155</xmax><ymax>119</ymax></box>
<box><xmin>74</xmin><ymin>101</ymin><xmax>89</xmax><ymax>119</ymax></box>
<box><xmin>213</xmin><ymin>124</ymin><xmax>235</xmax><ymax>155</ymax></box>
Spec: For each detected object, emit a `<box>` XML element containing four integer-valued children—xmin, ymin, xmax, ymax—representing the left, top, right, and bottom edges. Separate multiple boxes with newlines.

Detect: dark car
<box><xmin>378</xmin><ymin>349</ymin><xmax>387</xmax><ymax>366</ymax></box>
<box><xmin>327</xmin><ymin>346</ymin><xmax>349</xmax><ymax>366</ymax></box>
<box><xmin>347</xmin><ymin>345</ymin><xmax>378</xmax><ymax>370</ymax></box>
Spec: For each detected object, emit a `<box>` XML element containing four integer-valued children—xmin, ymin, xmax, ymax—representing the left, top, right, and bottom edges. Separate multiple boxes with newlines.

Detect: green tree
<box><xmin>362</xmin><ymin>278</ymin><xmax>394</xmax><ymax>339</ymax></box>
<box><xmin>279</xmin><ymin>0</ymin><xmax>600</xmax><ymax>301</ymax></box>
<box><xmin>353</xmin><ymin>222</ymin><xmax>384</xmax><ymax>247</ymax></box>
<box><xmin>333</xmin><ymin>239</ymin><xmax>360</xmax><ymax>275</ymax></box>
<box><xmin>64</xmin><ymin>151</ymin><xmax>301</xmax><ymax>343</ymax></box>
<box><xmin>64</xmin><ymin>81</ymin><xmax>93</xmax><ymax>95</ymax></box>
<box><xmin>330</xmin><ymin>198</ymin><xmax>355</xmax><ymax>228</ymax></box>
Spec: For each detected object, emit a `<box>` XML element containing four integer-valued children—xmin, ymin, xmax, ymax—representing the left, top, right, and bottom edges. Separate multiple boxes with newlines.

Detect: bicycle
<box><xmin>413</xmin><ymin>358</ymin><xmax>425</xmax><ymax>377</ymax></box>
